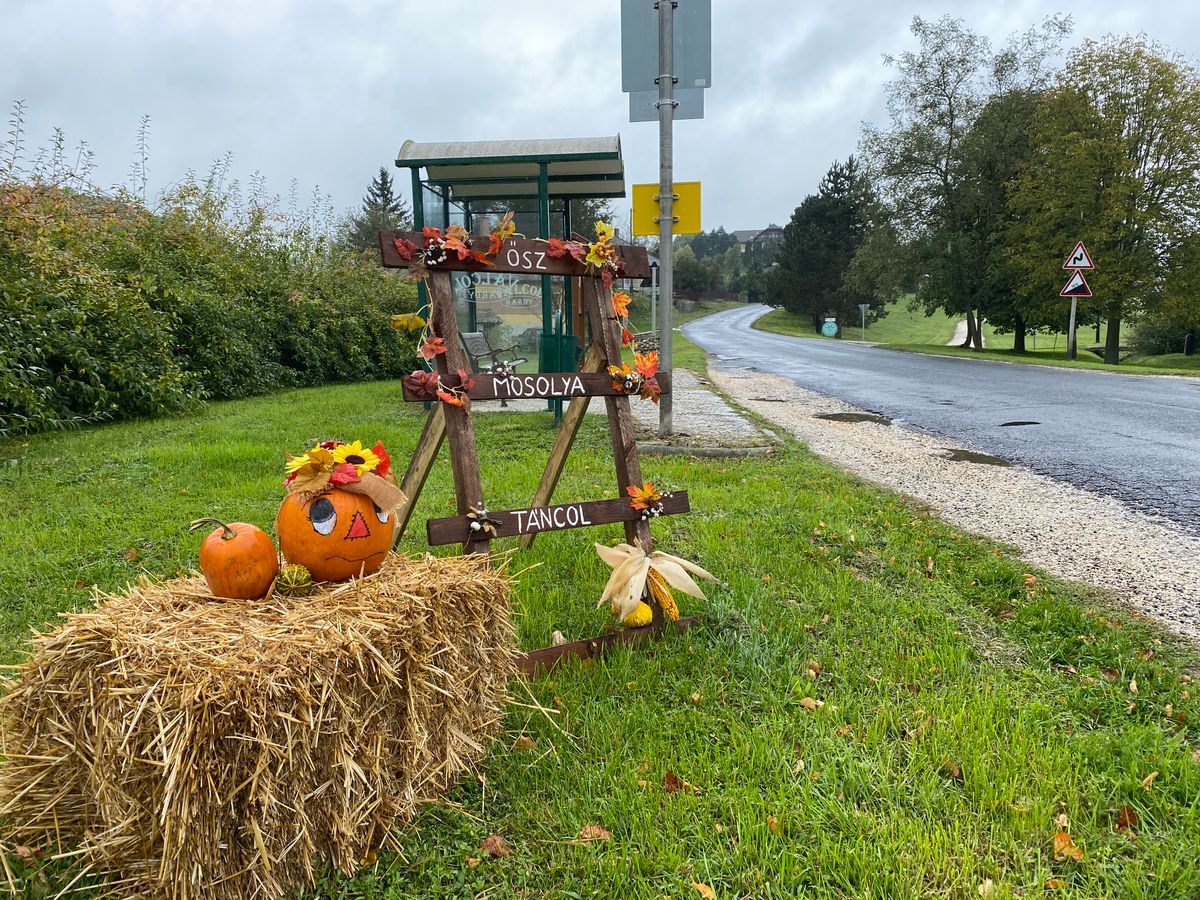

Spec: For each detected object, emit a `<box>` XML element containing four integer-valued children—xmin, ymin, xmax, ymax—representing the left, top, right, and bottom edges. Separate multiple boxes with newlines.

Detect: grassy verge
<box><xmin>1</xmin><ymin>383</ymin><xmax>1198</xmax><ymax>898</ymax></box>
<box><xmin>755</xmin><ymin>306</ymin><xmax>1200</xmax><ymax>377</ymax></box>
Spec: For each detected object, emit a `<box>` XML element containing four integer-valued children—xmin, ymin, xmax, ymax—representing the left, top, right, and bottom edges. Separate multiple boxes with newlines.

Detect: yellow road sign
<box><xmin>632</xmin><ymin>181</ymin><xmax>701</xmax><ymax>236</ymax></box>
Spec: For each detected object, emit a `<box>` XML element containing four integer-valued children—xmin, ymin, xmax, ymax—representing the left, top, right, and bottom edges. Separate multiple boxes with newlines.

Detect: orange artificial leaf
<box><xmin>634</xmin><ymin>350</ymin><xmax>659</xmax><ymax>378</ymax></box>
<box><xmin>1053</xmin><ymin>830</ymin><xmax>1084</xmax><ymax>862</ymax></box>
<box><xmin>639</xmin><ymin>377</ymin><xmax>662</xmax><ymax>404</ymax></box>
<box><xmin>692</xmin><ymin>883</ymin><xmax>716</xmax><ymax>899</ymax></box>
<box><xmin>487</xmin><ymin>232</ymin><xmax>504</xmax><ymax>257</ymax></box>
<box><xmin>611</xmin><ymin>291</ymin><xmax>632</xmax><ymax>317</ymax></box>
<box><xmin>420</xmin><ymin>336</ymin><xmax>447</xmax><ymax>359</ymax></box>
<box><xmin>468</xmin><ymin>249</ymin><xmax>496</xmax><ymax>267</ymax></box>
<box><xmin>621</xmin><ymin>326</ymin><xmax>636</xmax><ymax>346</ymax></box>
<box><xmin>436</xmin><ymin>390</ymin><xmax>466</xmax><ymax>408</ymax></box>
<box><xmin>577</xmin><ymin>824</ymin><xmax>612</xmax><ymax>842</ymax></box>
<box><xmin>445</xmin><ymin>223</ymin><xmax>469</xmax><ymax>241</ymax></box>
<box><xmin>456</xmin><ymin>368</ymin><xmax>477</xmax><ymax>391</ymax></box>
<box><xmin>627</xmin><ymin>481</ymin><xmax>663</xmax><ymax>511</ymax></box>
<box><xmin>391</xmin><ymin>312</ymin><xmax>426</xmax><ymax>331</ymax></box>
<box><xmin>422</xmin><ymin>226</ymin><xmax>443</xmax><ymax>241</ymax></box>
<box><xmin>442</xmin><ymin>235</ymin><xmax>471</xmax><ymax>260</ymax></box>
<box><xmin>480</xmin><ymin>834</ymin><xmax>511</xmax><ymax>858</ymax></box>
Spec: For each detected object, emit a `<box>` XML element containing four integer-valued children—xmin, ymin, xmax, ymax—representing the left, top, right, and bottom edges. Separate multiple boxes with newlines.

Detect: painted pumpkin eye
<box><xmin>309</xmin><ymin>497</ymin><xmax>337</xmax><ymax>535</ymax></box>
<box><xmin>373</xmin><ymin>502</ymin><xmax>390</xmax><ymax>524</ymax></box>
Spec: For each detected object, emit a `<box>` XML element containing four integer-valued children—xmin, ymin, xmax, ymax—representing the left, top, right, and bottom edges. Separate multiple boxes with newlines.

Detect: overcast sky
<box><xmin>4</xmin><ymin>0</ymin><xmax>1199</xmax><ymax>234</ymax></box>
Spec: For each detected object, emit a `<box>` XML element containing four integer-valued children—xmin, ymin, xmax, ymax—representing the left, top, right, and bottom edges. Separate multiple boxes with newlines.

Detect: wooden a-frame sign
<box><xmin>378</xmin><ymin>232</ymin><xmax>689</xmax><ymax>599</ymax></box>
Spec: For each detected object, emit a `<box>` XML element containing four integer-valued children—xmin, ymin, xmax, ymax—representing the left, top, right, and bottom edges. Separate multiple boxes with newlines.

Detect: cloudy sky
<box><xmin>4</xmin><ymin>0</ymin><xmax>1198</xmax><ymax>233</ymax></box>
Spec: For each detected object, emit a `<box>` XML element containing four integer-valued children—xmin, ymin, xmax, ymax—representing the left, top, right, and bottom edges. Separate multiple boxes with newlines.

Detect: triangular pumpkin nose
<box><xmin>345</xmin><ymin>510</ymin><xmax>371</xmax><ymax>540</ymax></box>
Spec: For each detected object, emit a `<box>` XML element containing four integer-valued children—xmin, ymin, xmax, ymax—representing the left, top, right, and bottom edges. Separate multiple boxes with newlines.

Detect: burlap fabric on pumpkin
<box><xmin>0</xmin><ymin>554</ymin><xmax>514</xmax><ymax>900</ymax></box>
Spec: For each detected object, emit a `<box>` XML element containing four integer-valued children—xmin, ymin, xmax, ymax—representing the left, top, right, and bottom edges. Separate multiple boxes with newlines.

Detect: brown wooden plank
<box><xmin>582</xmin><ymin>279</ymin><xmax>653</xmax><ymax>554</ymax></box>
<box><xmin>401</xmin><ymin>370</ymin><xmax>672</xmax><ymax>403</ymax></box>
<box><xmin>426</xmin><ymin>271</ymin><xmax>490</xmax><ymax>558</ymax></box>
<box><xmin>515</xmin><ymin>617</ymin><xmax>700</xmax><ymax>677</ymax></box>
<box><xmin>518</xmin><ymin>342</ymin><xmax>605</xmax><ymax>551</ymax></box>
<box><xmin>391</xmin><ymin>404</ymin><xmax>446</xmax><ymax>548</ymax></box>
<box><xmin>379</xmin><ymin>231</ymin><xmax>651</xmax><ymax>278</ymax></box>
<box><xmin>427</xmin><ymin>491</ymin><xmax>689</xmax><ymax>546</ymax></box>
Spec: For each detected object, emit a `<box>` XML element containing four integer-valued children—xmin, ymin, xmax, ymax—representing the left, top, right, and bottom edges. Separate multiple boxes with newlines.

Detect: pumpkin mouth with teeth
<box><xmin>277</xmin><ymin>440</ymin><xmax>407</xmax><ymax>583</ymax></box>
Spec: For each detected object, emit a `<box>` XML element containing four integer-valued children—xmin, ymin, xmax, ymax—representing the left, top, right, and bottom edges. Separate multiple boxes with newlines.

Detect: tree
<box><xmin>1006</xmin><ymin>37</ymin><xmax>1200</xmax><ymax>362</ymax></box>
<box><xmin>673</xmin><ymin>245</ymin><xmax>720</xmax><ymax>292</ymax></box>
<box><xmin>856</xmin><ymin>14</ymin><xmax>1070</xmax><ymax>350</ymax></box>
<box><xmin>343</xmin><ymin>167</ymin><xmax>410</xmax><ymax>252</ymax></box>
<box><xmin>767</xmin><ymin>158</ymin><xmax>876</xmax><ymax>333</ymax></box>
<box><xmin>690</xmin><ymin>227</ymin><xmax>737</xmax><ymax>260</ymax></box>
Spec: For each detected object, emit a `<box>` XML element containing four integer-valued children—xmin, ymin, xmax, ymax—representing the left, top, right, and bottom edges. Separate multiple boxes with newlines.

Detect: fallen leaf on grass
<box><xmin>692</xmin><ymin>883</ymin><xmax>715</xmax><ymax>899</ymax></box>
<box><xmin>577</xmin><ymin>824</ymin><xmax>612</xmax><ymax>843</ymax></box>
<box><xmin>1101</xmin><ymin>667</ymin><xmax>1119</xmax><ymax>681</ymax></box>
<box><xmin>1055</xmin><ymin>813</ymin><xmax>1070</xmax><ymax>829</ymax></box>
<box><xmin>805</xmin><ymin>661</ymin><xmax>821</xmax><ymax>679</ymax></box>
<box><xmin>512</xmin><ymin>735</ymin><xmax>538</xmax><ymax>751</ymax></box>
<box><xmin>799</xmin><ymin>697</ymin><xmax>823</xmax><ymax>711</ymax></box>
<box><xmin>480</xmin><ymin>834</ymin><xmax>510</xmax><ymax>858</ymax></box>
<box><xmin>766</xmin><ymin>815</ymin><xmax>779</xmax><ymax>834</ymax></box>
<box><xmin>1116</xmin><ymin>804</ymin><xmax>1138</xmax><ymax>832</ymax></box>
<box><xmin>551</xmin><ymin>630</ymin><xmax>567</xmax><ymax>646</ymax></box>
<box><xmin>690</xmin><ymin>692</ymin><xmax>703</xmax><ymax>704</ymax></box>
<box><xmin>13</xmin><ymin>845</ymin><xmax>38</xmax><ymax>862</ymax></box>
<box><xmin>1045</xmin><ymin>878</ymin><xmax>1066</xmax><ymax>890</ymax></box>
<box><xmin>122</xmin><ymin>547</ymin><xmax>139</xmax><ymax>562</ymax></box>
<box><xmin>1129</xmin><ymin>678</ymin><xmax>1138</xmax><ymax>695</ymax></box>
<box><xmin>942</xmin><ymin>759</ymin><xmax>963</xmax><ymax>782</ymax></box>
<box><xmin>978</xmin><ymin>879</ymin><xmax>996</xmax><ymax>897</ymax></box>
<box><xmin>1053</xmin><ymin>830</ymin><xmax>1084</xmax><ymax>862</ymax></box>
<box><xmin>466</xmin><ymin>856</ymin><xmax>481</xmax><ymax>868</ymax></box>
<box><xmin>1141</xmin><ymin>771</ymin><xmax>1159</xmax><ymax>791</ymax></box>
<box><xmin>663</xmin><ymin>771</ymin><xmax>697</xmax><ymax>794</ymax></box>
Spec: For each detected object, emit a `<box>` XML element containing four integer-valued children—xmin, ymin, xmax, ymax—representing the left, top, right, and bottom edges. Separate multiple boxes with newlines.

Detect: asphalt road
<box><xmin>683</xmin><ymin>304</ymin><xmax>1200</xmax><ymax>535</ymax></box>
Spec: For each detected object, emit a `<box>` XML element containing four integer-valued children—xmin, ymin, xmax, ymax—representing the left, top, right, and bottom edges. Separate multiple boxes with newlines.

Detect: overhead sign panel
<box><xmin>1060</xmin><ymin>270</ymin><xmax>1092</xmax><ymax>297</ymax></box>
<box><xmin>1063</xmin><ymin>241</ymin><xmax>1094</xmax><ymax>269</ymax></box>
<box><xmin>629</xmin><ymin>87</ymin><xmax>705</xmax><ymax>122</ymax></box>
<box><xmin>632</xmin><ymin>181</ymin><xmax>701</xmax><ymax>236</ymax></box>
<box><xmin>620</xmin><ymin>0</ymin><xmax>712</xmax><ymax>93</ymax></box>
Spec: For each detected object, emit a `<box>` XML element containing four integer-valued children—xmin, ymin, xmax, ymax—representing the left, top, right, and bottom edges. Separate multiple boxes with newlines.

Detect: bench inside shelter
<box><xmin>460</xmin><ymin>332</ymin><xmax>528</xmax><ymax>376</ymax></box>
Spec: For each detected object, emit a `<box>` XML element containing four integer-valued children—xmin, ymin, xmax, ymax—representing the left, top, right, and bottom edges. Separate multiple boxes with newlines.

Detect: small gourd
<box><xmin>189</xmin><ymin>518</ymin><xmax>279</xmax><ymax>600</ymax></box>
<box><xmin>275</xmin><ymin>563</ymin><xmax>314</xmax><ymax>597</ymax></box>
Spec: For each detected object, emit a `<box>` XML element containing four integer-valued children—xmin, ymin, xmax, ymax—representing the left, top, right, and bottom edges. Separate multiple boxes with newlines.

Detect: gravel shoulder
<box><xmin>710</xmin><ymin>365</ymin><xmax>1200</xmax><ymax>644</ymax></box>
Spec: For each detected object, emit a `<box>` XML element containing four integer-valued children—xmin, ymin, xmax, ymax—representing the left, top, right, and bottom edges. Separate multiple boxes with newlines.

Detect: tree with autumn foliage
<box><xmin>1006</xmin><ymin>37</ymin><xmax>1200</xmax><ymax>363</ymax></box>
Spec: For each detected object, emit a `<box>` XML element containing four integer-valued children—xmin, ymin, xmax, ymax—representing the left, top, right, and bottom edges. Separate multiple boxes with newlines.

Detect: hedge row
<box><xmin>0</xmin><ymin>183</ymin><xmax>419</xmax><ymax>436</ymax></box>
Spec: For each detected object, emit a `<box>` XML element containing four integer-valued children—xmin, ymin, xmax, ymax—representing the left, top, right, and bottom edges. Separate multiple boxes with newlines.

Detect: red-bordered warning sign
<box><xmin>1063</xmin><ymin>241</ymin><xmax>1094</xmax><ymax>270</ymax></box>
<box><xmin>1060</xmin><ymin>269</ymin><xmax>1092</xmax><ymax>297</ymax></box>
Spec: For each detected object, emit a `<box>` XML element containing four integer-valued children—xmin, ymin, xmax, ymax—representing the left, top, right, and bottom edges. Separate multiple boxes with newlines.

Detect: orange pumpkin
<box><xmin>276</xmin><ymin>488</ymin><xmax>395</xmax><ymax>582</ymax></box>
<box><xmin>189</xmin><ymin>518</ymin><xmax>279</xmax><ymax>600</ymax></box>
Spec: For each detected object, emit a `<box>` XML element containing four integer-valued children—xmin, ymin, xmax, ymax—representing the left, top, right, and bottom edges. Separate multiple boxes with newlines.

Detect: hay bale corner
<box><xmin>0</xmin><ymin>553</ymin><xmax>515</xmax><ymax>899</ymax></box>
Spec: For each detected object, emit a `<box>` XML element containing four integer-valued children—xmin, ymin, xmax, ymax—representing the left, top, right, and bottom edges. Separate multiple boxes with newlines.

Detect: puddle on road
<box><xmin>999</xmin><ymin>420</ymin><xmax>1040</xmax><ymax>427</ymax></box>
<box><xmin>938</xmin><ymin>448</ymin><xmax>1011</xmax><ymax>467</ymax></box>
<box><xmin>814</xmin><ymin>412</ymin><xmax>893</xmax><ymax>425</ymax></box>
<box><xmin>751</xmin><ymin>397</ymin><xmax>787</xmax><ymax>403</ymax></box>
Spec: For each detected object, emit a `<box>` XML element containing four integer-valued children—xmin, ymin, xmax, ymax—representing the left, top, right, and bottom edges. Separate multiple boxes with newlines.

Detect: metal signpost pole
<box><xmin>657</xmin><ymin>0</ymin><xmax>676</xmax><ymax>436</ymax></box>
<box><xmin>1066</xmin><ymin>296</ymin><xmax>1079</xmax><ymax>361</ymax></box>
<box><xmin>650</xmin><ymin>261</ymin><xmax>658</xmax><ymax>343</ymax></box>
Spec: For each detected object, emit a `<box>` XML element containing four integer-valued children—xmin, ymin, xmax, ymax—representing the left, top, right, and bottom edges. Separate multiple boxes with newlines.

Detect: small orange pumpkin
<box><xmin>276</xmin><ymin>488</ymin><xmax>396</xmax><ymax>582</ymax></box>
<box><xmin>188</xmin><ymin>518</ymin><xmax>279</xmax><ymax>600</ymax></box>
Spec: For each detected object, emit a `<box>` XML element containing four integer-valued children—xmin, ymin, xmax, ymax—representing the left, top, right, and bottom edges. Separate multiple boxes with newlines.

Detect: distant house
<box><xmin>733</xmin><ymin>224</ymin><xmax>785</xmax><ymax>252</ymax></box>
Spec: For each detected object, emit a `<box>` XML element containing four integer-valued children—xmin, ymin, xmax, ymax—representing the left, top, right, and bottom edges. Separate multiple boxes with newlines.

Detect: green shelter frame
<box><xmin>396</xmin><ymin>136</ymin><xmax>628</xmax><ymax>389</ymax></box>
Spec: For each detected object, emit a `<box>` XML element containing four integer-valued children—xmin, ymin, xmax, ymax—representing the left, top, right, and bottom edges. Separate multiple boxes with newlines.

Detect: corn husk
<box><xmin>0</xmin><ymin>554</ymin><xmax>514</xmax><ymax>899</ymax></box>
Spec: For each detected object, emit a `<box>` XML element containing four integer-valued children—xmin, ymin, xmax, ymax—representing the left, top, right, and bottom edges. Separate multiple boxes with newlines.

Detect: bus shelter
<box><xmin>396</xmin><ymin>136</ymin><xmax>627</xmax><ymax>378</ymax></box>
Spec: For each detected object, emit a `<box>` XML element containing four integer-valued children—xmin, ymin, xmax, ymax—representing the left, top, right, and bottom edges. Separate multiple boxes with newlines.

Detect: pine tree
<box><xmin>344</xmin><ymin>167</ymin><xmax>411</xmax><ymax>252</ymax></box>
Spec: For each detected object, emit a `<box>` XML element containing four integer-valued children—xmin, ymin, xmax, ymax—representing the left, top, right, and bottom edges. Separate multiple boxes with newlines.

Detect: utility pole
<box><xmin>657</xmin><ymin>0</ymin><xmax>676</xmax><ymax>436</ymax></box>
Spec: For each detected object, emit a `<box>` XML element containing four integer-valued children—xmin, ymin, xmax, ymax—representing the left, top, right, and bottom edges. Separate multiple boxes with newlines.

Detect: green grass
<box><xmin>754</xmin><ymin>305</ymin><xmax>1200</xmax><ymax>377</ymax></box>
<box><xmin>754</xmin><ymin>306</ymin><xmax>960</xmax><ymax>345</ymax></box>
<box><xmin>1</xmin><ymin>381</ymin><xmax>1199</xmax><ymax>898</ymax></box>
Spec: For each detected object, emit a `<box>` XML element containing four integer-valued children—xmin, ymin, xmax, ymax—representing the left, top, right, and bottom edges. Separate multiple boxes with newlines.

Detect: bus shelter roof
<box><xmin>395</xmin><ymin>135</ymin><xmax>626</xmax><ymax>200</ymax></box>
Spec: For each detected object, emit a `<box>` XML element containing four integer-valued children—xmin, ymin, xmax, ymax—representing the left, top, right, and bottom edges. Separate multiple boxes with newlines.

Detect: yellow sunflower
<box><xmin>286</xmin><ymin>445</ymin><xmax>333</xmax><ymax>475</ymax></box>
<box><xmin>595</xmin><ymin>221</ymin><xmax>614</xmax><ymax>242</ymax></box>
<box><xmin>331</xmin><ymin>440</ymin><xmax>381</xmax><ymax>475</ymax></box>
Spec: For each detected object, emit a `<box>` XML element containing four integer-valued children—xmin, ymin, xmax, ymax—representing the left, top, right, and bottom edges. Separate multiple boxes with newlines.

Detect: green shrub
<box><xmin>0</xmin><ymin>174</ymin><xmax>419</xmax><ymax>437</ymax></box>
<box><xmin>1131</xmin><ymin>313</ymin><xmax>1190</xmax><ymax>356</ymax></box>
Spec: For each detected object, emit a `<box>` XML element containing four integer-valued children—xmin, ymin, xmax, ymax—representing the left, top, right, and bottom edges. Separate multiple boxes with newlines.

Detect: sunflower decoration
<box><xmin>283</xmin><ymin>439</ymin><xmax>405</xmax><ymax>510</ymax></box>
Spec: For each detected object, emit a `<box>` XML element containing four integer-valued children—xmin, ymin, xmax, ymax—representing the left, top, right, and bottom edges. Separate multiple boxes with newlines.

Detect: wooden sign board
<box><xmin>402</xmin><ymin>371</ymin><xmax>672</xmax><ymax>403</ymax></box>
<box><xmin>379</xmin><ymin>232</ymin><xmax>652</xmax><ymax>279</ymax></box>
<box><xmin>427</xmin><ymin>491</ymin><xmax>690</xmax><ymax>546</ymax></box>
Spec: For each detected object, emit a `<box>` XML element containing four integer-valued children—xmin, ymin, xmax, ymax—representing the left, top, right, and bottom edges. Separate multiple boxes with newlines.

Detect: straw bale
<box><xmin>0</xmin><ymin>553</ymin><xmax>514</xmax><ymax>899</ymax></box>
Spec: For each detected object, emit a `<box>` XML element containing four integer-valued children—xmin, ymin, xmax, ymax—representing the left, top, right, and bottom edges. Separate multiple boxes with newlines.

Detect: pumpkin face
<box><xmin>276</xmin><ymin>488</ymin><xmax>395</xmax><ymax>582</ymax></box>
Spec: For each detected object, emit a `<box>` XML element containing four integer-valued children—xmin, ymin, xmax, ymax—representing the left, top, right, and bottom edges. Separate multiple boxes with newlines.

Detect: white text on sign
<box><xmin>512</xmin><ymin>504</ymin><xmax>595</xmax><ymax>533</ymax></box>
<box><xmin>493</xmin><ymin>374</ymin><xmax>586</xmax><ymax>398</ymax></box>
<box><xmin>504</xmin><ymin>248</ymin><xmax>549</xmax><ymax>271</ymax></box>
